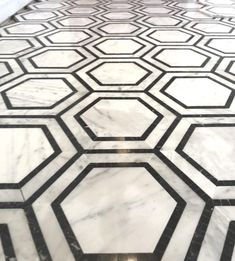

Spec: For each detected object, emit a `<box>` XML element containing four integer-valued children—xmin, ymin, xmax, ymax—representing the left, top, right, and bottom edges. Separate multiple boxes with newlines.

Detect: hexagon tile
<box><xmin>0</xmin><ymin>0</ymin><xmax>235</xmax><ymax>260</ymax></box>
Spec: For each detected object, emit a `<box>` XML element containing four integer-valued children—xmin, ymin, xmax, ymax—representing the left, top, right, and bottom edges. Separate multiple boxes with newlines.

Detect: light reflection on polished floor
<box><xmin>0</xmin><ymin>0</ymin><xmax>235</xmax><ymax>260</ymax></box>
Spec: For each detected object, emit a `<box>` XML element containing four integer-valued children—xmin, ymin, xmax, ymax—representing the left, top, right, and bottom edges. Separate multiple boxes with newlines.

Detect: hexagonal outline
<box><xmin>87</xmin><ymin>36</ymin><xmax>152</xmax><ymax>58</ymax></box>
<box><xmin>143</xmin><ymin>45</ymin><xmax>219</xmax><ymax>72</ymax></box>
<box><xmin>28</xmin><ymin>1</ymin><xmax>68</xmax><ymax>11</ymax></box>
<box><xmin>175</xmin><ymin>9</ymin><xmax>212</xmax><ymax>21</ymax></box>
<box><xmin>140</xmin><ymin>0</ymin><xmax>166</xmax><ymax>4</ymax></box>
<box><xmin>73</xmin><ymin>0</ymin><xmax>99</xmax><ymax>6</ymax></box>
<box><xmin>19</xmin><ymin>46</ymin><xmax>95</xmax><ymax>73</ymax></box>
<box><xmin>137</xmin><ymin>5</ymin><xmax>177</xmax><ymax>16</ymax></box>
<box><xmin>199</xmin><ymin>36</ymin><xmax>235</xmax><ymax>56</ymax></box>
<box><xmin>104</xmin><ymin>2</ymin><xmax>136</xmax><ymax>10</ymax></box>
<box><xmin>71</xmin><ymin>0</ymin><xmax>100</xmax><ymax>7</ymax></box>
<box><xmin>148</xmin><ymin>28</ymin><xmax>193</xmax><ymax>43</ymax></box>
<box><xmin>94</xmin><ymin>21</ymin><xmax>146</xmax><ymax>36</ymax></box>
<box><xmin>176</xmin><ymin>123</ymin><xmax>235</xmax><ymax>186</ymax></box>
<box><xmin>159</xmin><ymin>116</ymin><xmax>235</xmax><ymax>201</ymax></box>
<box><xmin>52</xmin><ymin>162</ymin><xmax>185</xmax><ymax>258</ymax></box>
<box><xmin>72</xmin><ymin>0</ymin><xmax>100</xmax><ymax>6</ymax></box>
<box><xmin>0</xmin><ymin>37</ymin><xmax>41</xmax><ymax>58</ymax></box>
<box><xmin>60</xmin><ymin>92</ymin><xmax>177</xmax><ymax>150</ymax></box>
<box><xmin>29</xmin><ymin>48</ymin><xmax>86</xmax><ymax>69</ymax></box>
<box><xmin>15</xmin><ymin>10</ymin><xmax>62</xmax><ymax>22</ymax></box>
<box><xmin>0</xmin><ymin>72</ymin><xmax>90</xmax><ymax>117</ymax></box>
<box><xmin>140</xmin><ymin>27</ymin><xmax>201</xmax><ymax>46</ymax></box>
<box><xmin>30</xmin><ymin>148</ymin><xmax>211</xmax><ymax>259</ymax></box>
<box><xmin>51</xmin><ymin>15</ymin><xmax>100</xmax><ymax>29</ymax></box>
<box><xmin>201</xmin><ymin>5</ymin><xmax>235</xmax><ymax>18</ymax></box>
<box><xmin>0</xmin><ymin>22</ymin><xmax>55</xmax><ymax>37</ymax></box>
<box><xmin>139</xmin><ymin>14</ymin><xmax>186</xmax><ymax>28</ymax></box>
<box><xmin>154</xmin><ymin>47</ymin><xmax>209</xmax><ymax>68</ymax></box>
<box><xmin>59</xmin><ymin>4</ymin><xmax>104</xmax><ymax>16</ymax></box>
<box><xmin>148</xmin><ymin>71</ymin><xmax>235</xmax><ymax>116</ymax></box>
<box><xmin>38</xmin><ymin>28</ymin><xmax>98</xmax><ymax>47</ymax></box>
<box><xmin>0</xmin><ymin>0</ymin><xmax>234</xmax><ymax>256</ymax></box>
<box><xmin>45</xmin><ymin>29</ymin><xmax>89</xmax><ymax>44</ymax></box>
<box><xmin>100</xmin><ymin>10</ymin><xmax>139</xmax><ymax>21</ymax></box>
<box><xmin>76</xmin><ymin>58</ymin><xmax>163</xmax><ymax>91</ymax></box>
<box><xmin>75</xmin><ymin>97</ymin><xmax>163</xmax><ymax>141</ymax></box>
<box><xmin>94</xmin><ymin>38</ymin><xmax>144</xmax><ymax>54</ymax></box>
<box><xmin>170</xmin><ymin>1</ymin><xmax>204</xmax><ymax>10</ymax></box>
<box><xmin>87</xmin><ymin>61</ymin><xmax>152</xmax><ymax>86</ymax></box>
<box><xmin>0</xmin><ymin>116</ymin><xmax>79</xmax><ymax>204</ymax></box>
<box><xmin>160</xmin><ymin>76</ymin><xmax>234</xmax><ymax>109</ymax></box>
<box><xmin>0</xmin><ymin>124</ymin><xmax>60</xmax><ymax>189</ymax></box>
<box><xmin>0</xmin><ymin>38</ymin><xmax>32</xmax><ymax>55</ymax></box>
<box><xmin>63</xmin><ymin>5</ymin><xmax>100</xmax><ymax>15</ymax></box>
<box><xmin>2</xmin><ymin>77</ymin><xmax>77</xmax><ymax>110</ymax></box>
<box><xmin>184</xmin><ymin>20</ymin><xmax>235</xmax><ymax>36</ymax></box>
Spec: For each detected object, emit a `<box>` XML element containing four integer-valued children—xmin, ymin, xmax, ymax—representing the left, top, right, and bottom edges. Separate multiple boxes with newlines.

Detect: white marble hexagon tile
<box><xmin>0</xmin><ymin>0</ymin><xmax>235</xmax><ymax>260</ymax></box>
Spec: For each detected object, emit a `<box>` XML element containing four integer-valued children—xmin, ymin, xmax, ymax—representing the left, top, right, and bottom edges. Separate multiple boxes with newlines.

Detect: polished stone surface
<box><xmin>0</xmin><ymin>0</ymin><xmax>235</xmax><ymax>260</ymax></box>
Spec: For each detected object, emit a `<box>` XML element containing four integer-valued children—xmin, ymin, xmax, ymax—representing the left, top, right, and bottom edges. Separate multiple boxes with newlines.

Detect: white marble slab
<box><xmin>0</xmin><ymin>127</ymin><xmax>53</xmax><ymax>183</ymax></box>
<box><xmin>61</xmin><ymin>166</ymin><xmax>177</xmax><ymax>253</ymax></box>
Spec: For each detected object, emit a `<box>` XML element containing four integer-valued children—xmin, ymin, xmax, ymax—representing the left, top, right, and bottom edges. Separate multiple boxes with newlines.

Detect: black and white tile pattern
<box><xmin>0</xmin><ymin>0</ymin><xmax>235</xmax><ymax>260</ymax></box>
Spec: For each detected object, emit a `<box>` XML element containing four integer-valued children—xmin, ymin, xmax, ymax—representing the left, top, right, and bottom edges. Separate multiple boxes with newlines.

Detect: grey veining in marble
<box><xmin>0</xmin><ymin>0</ymin><xmax>234</xmax><ymax>259</ymax></box>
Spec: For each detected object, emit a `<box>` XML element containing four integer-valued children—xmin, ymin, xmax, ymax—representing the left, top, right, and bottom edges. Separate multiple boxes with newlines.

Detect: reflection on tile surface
<box><xmin>0</xmin><ymin>0</ymin><xmax>235</xmax><ymax>260</ymax></box>
<box><xmin>60</xmin><ymin>166</ymin><xmax>177</xmax><ymax>253</ymax></box>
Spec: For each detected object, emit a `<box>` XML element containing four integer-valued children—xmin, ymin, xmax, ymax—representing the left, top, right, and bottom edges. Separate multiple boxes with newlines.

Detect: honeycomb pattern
<box><xmin>0</xmin><ymin>0</ymin><xmax>235</xmax><ymax>260</ymax></box>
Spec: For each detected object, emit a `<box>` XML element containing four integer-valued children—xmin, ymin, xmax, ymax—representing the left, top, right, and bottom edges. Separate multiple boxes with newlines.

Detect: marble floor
<box><xmin>0</xmin><ymin>0</ymin><xmax>235</xmax><ymax>260</ymax></box>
